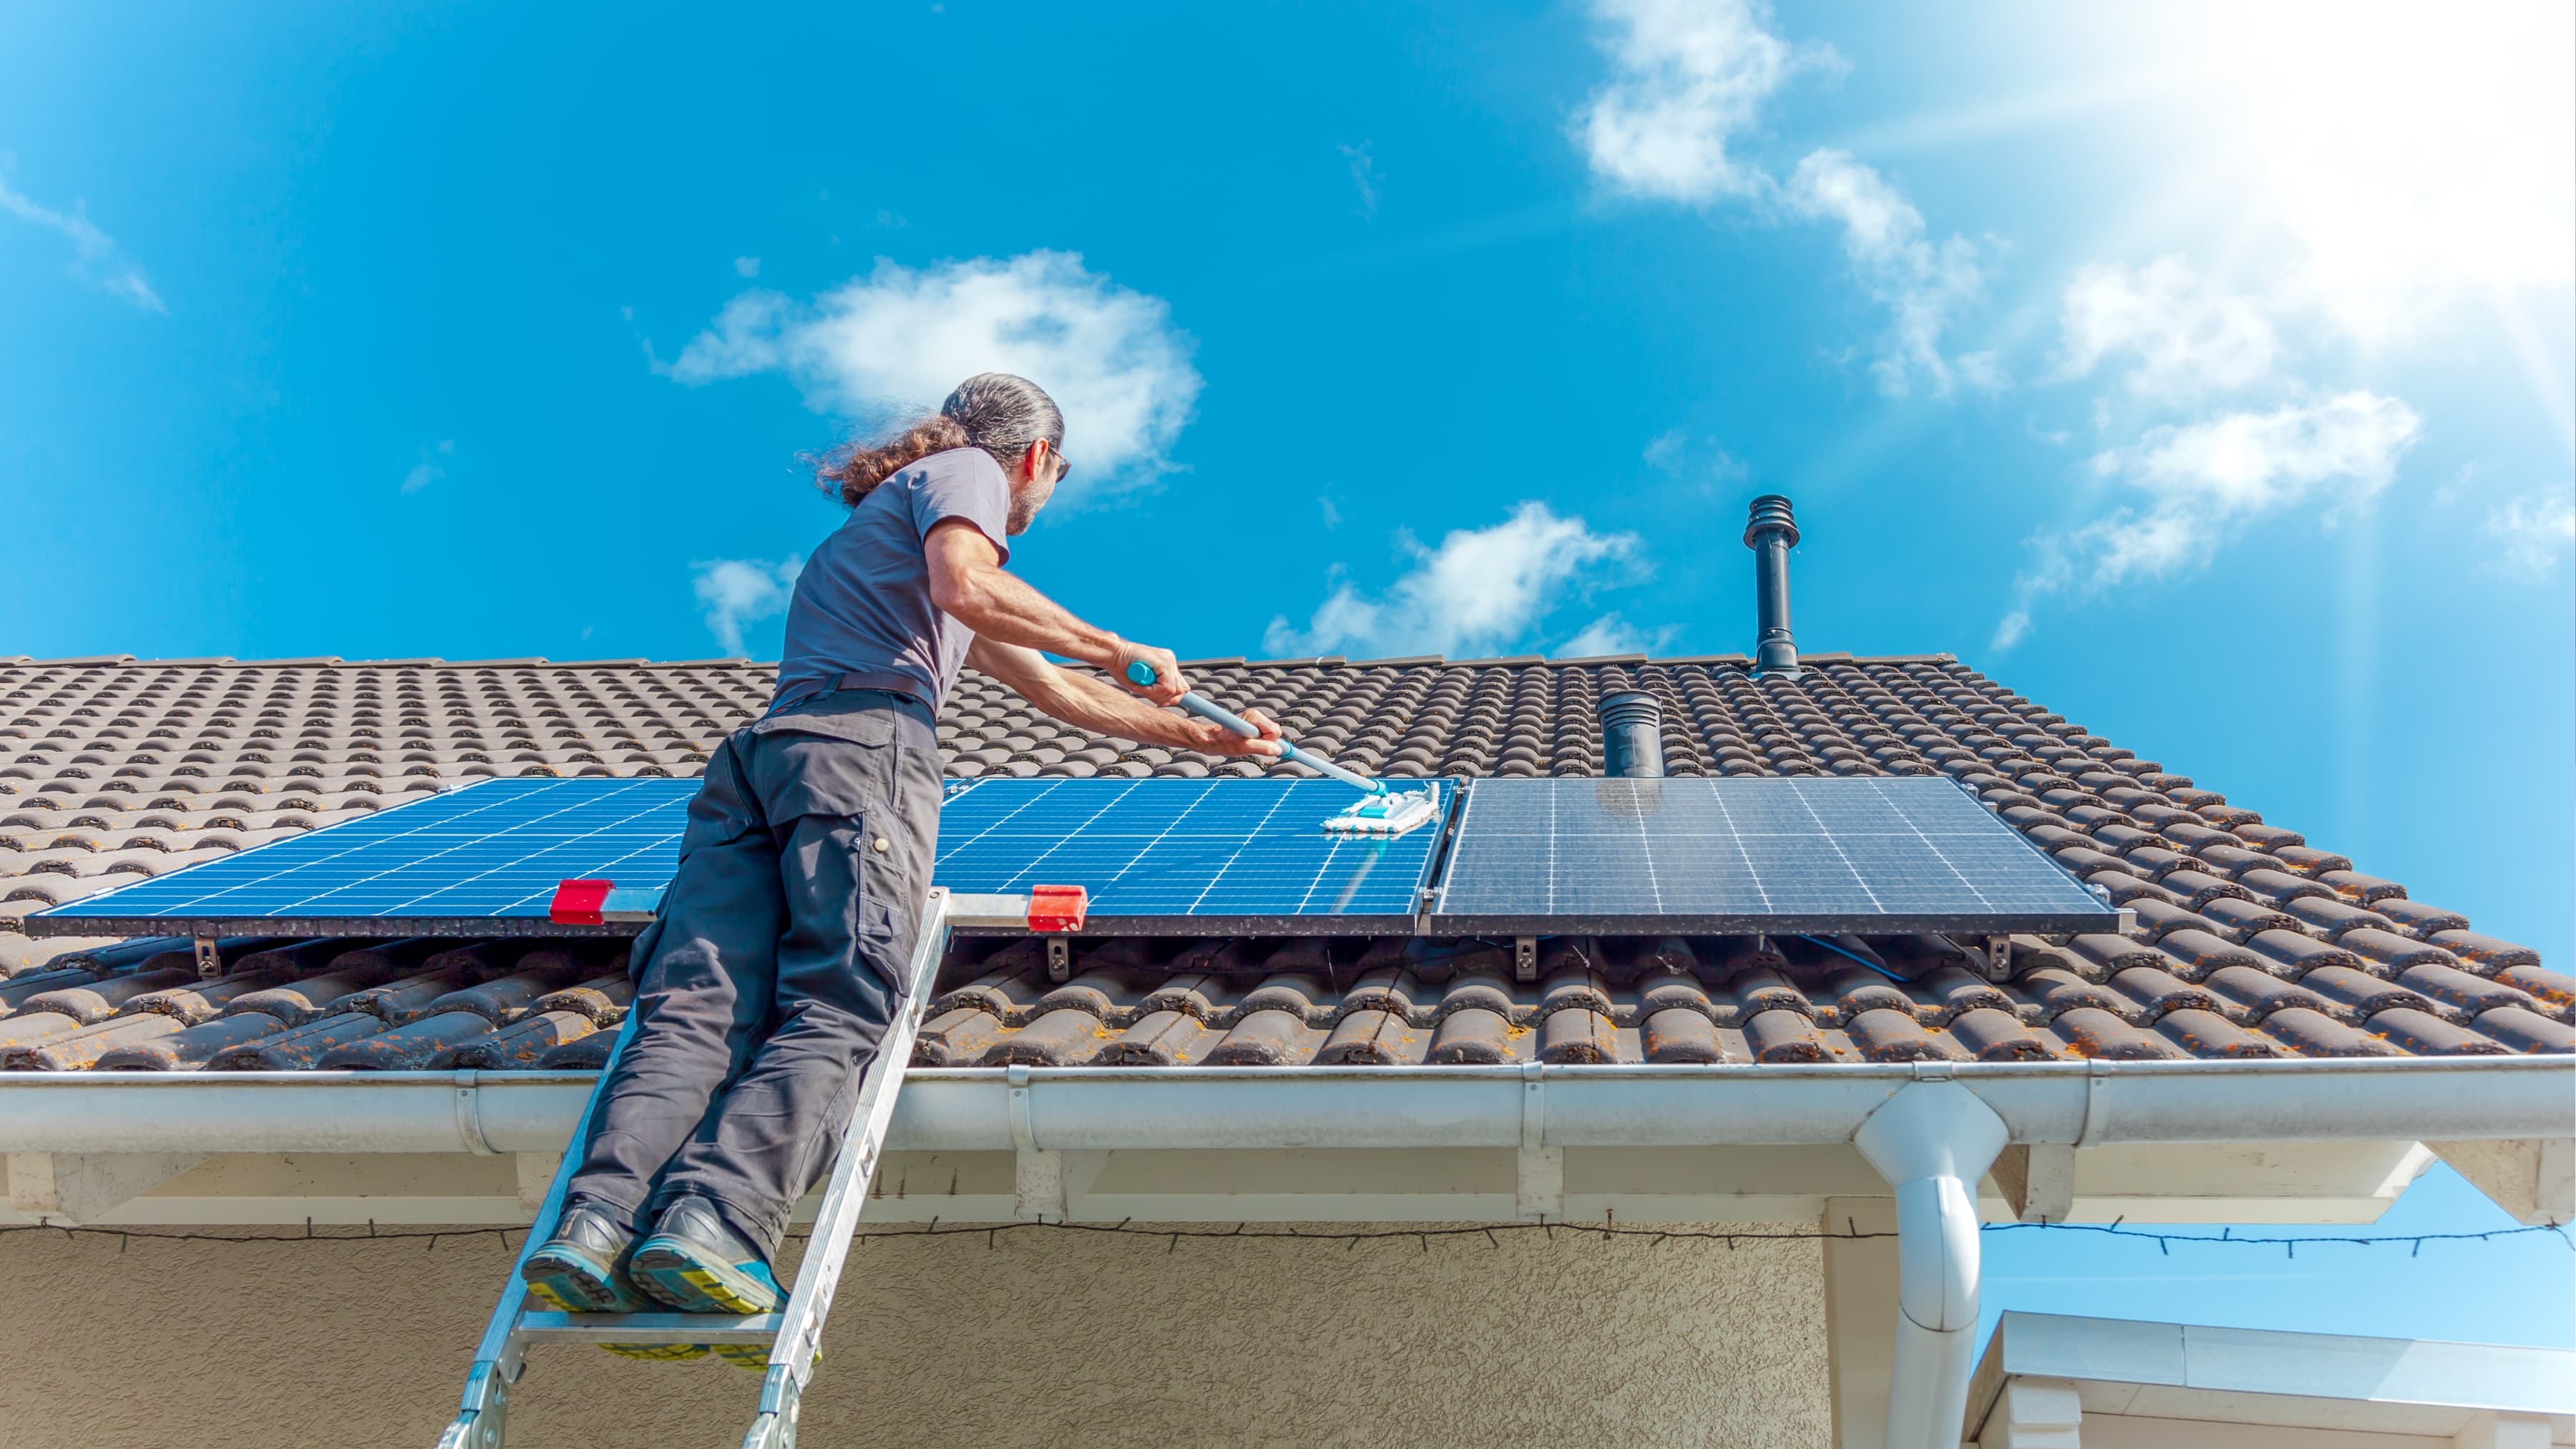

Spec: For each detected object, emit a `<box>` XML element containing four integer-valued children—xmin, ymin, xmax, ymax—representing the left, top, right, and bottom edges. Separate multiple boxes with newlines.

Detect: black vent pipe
<box><xmin>1743</xmin><ymin>494</ymin><xmax>1801</xmax><ymax>679</ymax></box>
<box><xmin>1597</xmin><ymin>691</ymin><xmax>1666</xmax><ymax>778</ymax></box>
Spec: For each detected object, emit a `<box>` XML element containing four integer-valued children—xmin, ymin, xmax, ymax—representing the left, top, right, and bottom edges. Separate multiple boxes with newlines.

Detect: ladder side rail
<box><xmin>741</xmin><ymin>887</ymin><xmax>955</xmax><ymax>1449</ymax></box>
<box><xmin>436</xmin><ymin>1012</ymin><xmax>641</xmax><ymax>1449</ymax></box>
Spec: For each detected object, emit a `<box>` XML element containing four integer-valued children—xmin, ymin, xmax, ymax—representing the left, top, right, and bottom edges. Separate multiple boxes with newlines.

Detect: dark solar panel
<box><xmin>1428</xmin><ymin>776</ymin><xmax>2115</xmax><ymax>935</ymax></box>
<box><xmin>933</xmin><ymin>777</ymin><xmax>1449</xmax><ymax>933</ymax></box>
<box><xmin>39</xmin><ymin>778</ymin><xmax>698</xmax><ymax>936</ymax></box>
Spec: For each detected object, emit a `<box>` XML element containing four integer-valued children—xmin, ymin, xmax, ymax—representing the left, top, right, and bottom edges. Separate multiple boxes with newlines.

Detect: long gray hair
<box><xmin>814</xmin><ymin>373</ymin><xmax>1065</xmax><ymax>506</ymax></box>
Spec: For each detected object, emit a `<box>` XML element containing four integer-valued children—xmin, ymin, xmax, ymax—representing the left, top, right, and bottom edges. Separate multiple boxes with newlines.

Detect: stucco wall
<box><xmin>0</xmin><ymin>1221</ymin><xmax>1828</xmax><ymax>1448</ymax></box>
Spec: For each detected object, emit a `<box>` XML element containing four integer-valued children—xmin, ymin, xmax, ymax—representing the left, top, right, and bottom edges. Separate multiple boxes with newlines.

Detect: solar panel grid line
<box><xmin>107</xmin><ymin>783</ymin><xmax>537</xmax><ymax>915</ymax></box>
<box><xmin>1547</xmin><ymin>784</ymin><xmax>1565</xmax><ymax>915</ymax></box>
<box><xmin>1882</xmin><ymin>779</ymin><xmax>1999</xmax><ymax>911</ymax></box>
<box><xmin>1896</xmin><ymin>783</ymin><xmax>2005</xmax><ymax>907</ymax></box>
<box><xmin>45</xmin><ymin>779</ymin><xmax>699</xmax><ymax>923</ymax></box>
<box><xmin>353</xmin><ymin>786</ymin><xmax>679</xmax><ymax>917</ymax></box>
<box><xmin>1174</xmin><ymin>783</ymin><xmax>1262</xmax><ymax>914</ymax></box>
<box><xmin>162</xmin><ymin>785</ymin><xmax>512</xmax><ymax>912</ymax></box>
<box><xmin>1787</xmin><ymin>781</ymin><xmax>1885</xmax><ymax>914</ymax></box>
<box><xmin>1706</xmin><ymin>781</ymin><xmax>1772</xmax><ymax>913</ymax></box>
<box><xmin>334</xmin><ymin>785</ymin><xmax>679</xmax><ymax>917</ymax></box>
<box><xmin>929</xmin><ymin>778</ymin><xmax>1446</xmax><ymax>931</ymax></box>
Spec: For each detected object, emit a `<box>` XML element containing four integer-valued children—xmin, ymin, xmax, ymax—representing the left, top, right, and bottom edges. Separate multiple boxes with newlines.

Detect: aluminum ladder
<box><xmin>436</xmin><ymin>888</ymin><xmax>1035</xmax><ymax>1449</ymax></box>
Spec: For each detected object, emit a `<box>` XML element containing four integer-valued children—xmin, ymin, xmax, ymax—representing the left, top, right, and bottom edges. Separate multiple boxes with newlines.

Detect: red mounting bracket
<box><xmin>1026</xmin><ymin>884</ymin><xmax>1088</xmax><ymax>933</ymax></box>
<box><xmin>550</xmin><ymin>879</ymin><xmax>615</xmax><ymax>925</ymax></box>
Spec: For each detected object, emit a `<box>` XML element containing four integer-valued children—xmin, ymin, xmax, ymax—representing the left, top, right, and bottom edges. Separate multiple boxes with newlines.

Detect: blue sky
<box><xmin>4</xmin><ymin>1</ymin><xmax>2570</xmax><ymax>1345</ymax></box>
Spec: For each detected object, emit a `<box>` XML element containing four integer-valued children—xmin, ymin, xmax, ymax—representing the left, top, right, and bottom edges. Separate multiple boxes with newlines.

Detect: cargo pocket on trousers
<box><xmin>753</xmin><ymin>731</ymin><xmax>899</xmax><ymax>822</ymax></box>
<box><xmin>850</xmin><ymin>834</ymin><xmax>915</xmax><ymax>997</ymax></box>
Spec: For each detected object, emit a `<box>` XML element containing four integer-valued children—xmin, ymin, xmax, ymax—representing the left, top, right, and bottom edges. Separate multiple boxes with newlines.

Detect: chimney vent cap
<box><xmin>1744</xmin><ymin>494</ymin><xmax>1800</xmax><ymax>550</ymax></box>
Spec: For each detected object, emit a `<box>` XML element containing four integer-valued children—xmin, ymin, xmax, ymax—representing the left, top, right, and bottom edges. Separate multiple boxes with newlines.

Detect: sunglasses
<box><xmin>1045</xmin><ymin>443</ymin><xmax>1073</xmax><ymax>482</ymax></box>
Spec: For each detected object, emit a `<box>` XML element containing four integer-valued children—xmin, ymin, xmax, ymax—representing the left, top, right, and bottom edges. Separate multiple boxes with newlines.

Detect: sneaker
<box><xmin>521</xmin><ymin>1205</ymin><xmax>651</xmax><ymax>1314</ymax></box>
<box><xmin>629</xmin><ymin>1195</ymin><xmax>784</xmax><ymax>1316</ymax></box>
<box><xmin>521</xmin><ymin>1205</ymin><xmax>706</xmax><ymax>1362</ymax></box>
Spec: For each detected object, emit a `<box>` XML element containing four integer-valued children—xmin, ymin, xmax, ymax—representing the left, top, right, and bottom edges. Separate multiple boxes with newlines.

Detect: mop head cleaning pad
<box><xmin>1322</xmin><ymin>786</ymin><xmax>1440</xmax><ymax>837</ymax></box>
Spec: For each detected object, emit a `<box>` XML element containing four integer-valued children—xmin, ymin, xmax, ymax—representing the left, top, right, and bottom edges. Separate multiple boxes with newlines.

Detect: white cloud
<box><xmin>733</xmin><ymin>256</ymin><xmax>761</xmax><ymax>278</ymax></box>
<box><xmin>1999</xmin><ymin>391</ymin><xmax>2421</xmax><ymax>645</ymax></box>
<box><xmin>2101</xmin><ymin>391</ymin><xmax>2420</xmax><ymax>527</ymax></box>
<box><xmin>400</xmin><ymin>440</ymin><xmax>455</xmax><ymax>495</ymax></box>
<box><xmin>693</xmin><ymin>557</ymin><xmax>805</xmax><ymax>655</ymax></box>
<box><xmin>1785</xmin><ymin>150</ymin><xmax>1996</xmax><ymax>396</ymax></box>
<box><xmin>2487</xmin><ymin>491</ymin><xmax>2576</xmax><ymax>578</ymax></box>
<box><xmin>1264</xmin><ymin>502</ymin><xmax>1639</xmax><ymax>659</ymax></box>
<box><xmin>1340</xmin><ymin>142</ymin><xmax>1380</xmax><ymax>219</ymax></box>
<box><xmin>1556</xmin><ymin>612</ymin><xmax>1677</xmax><ymax>658</ymax></box>
<box><xmin>1644</xmin><ymin>427</ymin><xmax>1749</xmax><ymax>488</ymax></box>
<box><xmin>667</xmin><ymin>251</ymin><xmax>1201</xmax><ymax>496</ymax></box>
<box><xmin>1572</xmin><ymin>7</ymin><xmax>1990</xmax><ymax>399</ymax></box>
<box><xmin>0</xmin><ymin>175</ymin><xmax>164</xmax><ymax>312</ymax></box>
<box><xmin>1989</xmin><ymin>609</ymin><xmax>2032</xmax><ymax>653</ymax></box>
<box><xmin>2055</xmin><ymin>257</ymin><xmax>2283</xmax><ymax>401</ymax></box>
<box><xmin>1576</xmin><ymin>0</ymin><xmax>1827</xmax><ymax>203</ymax></box>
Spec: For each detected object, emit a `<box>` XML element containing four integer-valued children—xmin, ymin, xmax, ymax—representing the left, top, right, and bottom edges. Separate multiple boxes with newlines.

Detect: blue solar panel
<box><xmin>38</xmin><ymin>775</ymin><xmax>1450</xmax><ymax>936</ymax></box>
<box><xmin>42</xmin><ymin>778</ymin><xmax>698</xmax><ymax>927</ymax></box>
<box><xmin>1429</xmin><ymin>776</ymin><xmax>2115</xmax><ymax>934</ymax></box>
<box><xmin>933</xmin><ymin>777</ymin><xmax>1448</xmax><ymax>931</ymax></box>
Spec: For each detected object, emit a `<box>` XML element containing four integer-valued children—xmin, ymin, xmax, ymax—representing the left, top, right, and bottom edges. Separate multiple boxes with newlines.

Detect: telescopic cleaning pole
<box><xmin>1122</xmin><ymin>660</ymin><xmax>1440</xmax><ymax>837</ymax></box>
<box><xmin>1124</xmin><ymin>660</ymin><xmax>1385</xmax><ymax>794</ymax></box>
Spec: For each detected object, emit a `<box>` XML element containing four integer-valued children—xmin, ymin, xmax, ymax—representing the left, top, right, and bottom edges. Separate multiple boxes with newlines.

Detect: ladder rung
<box><xmin>517</xmin><ymin>1310</ymin><xmax>781</xmax><ymax>1345</ymax></box>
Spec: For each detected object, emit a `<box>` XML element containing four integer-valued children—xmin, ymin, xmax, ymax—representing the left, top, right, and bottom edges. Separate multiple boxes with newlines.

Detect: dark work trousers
<box><xmin>559</xmin><ymin>688</ymin><xmax>941</xmax><ymax>1262</ymax></box>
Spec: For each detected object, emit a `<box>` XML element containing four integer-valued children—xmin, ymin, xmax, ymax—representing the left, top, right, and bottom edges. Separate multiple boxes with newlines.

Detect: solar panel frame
<box><xmin>1425</xmin><ymin>775</ymin><xmax>2119</xmax><ymax>936</ymax></box>
<box><xmin>932</xmin><ymin>776</ymin><xmax>1454</xmax><ymax>935</ymax></box>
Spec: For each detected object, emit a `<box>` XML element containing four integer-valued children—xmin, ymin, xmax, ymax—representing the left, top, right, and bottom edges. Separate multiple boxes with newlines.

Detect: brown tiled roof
<box><xmin>1</xmin><ymin>653</ymin><xmax>2565</xmax><ymax>1072</ymax></box>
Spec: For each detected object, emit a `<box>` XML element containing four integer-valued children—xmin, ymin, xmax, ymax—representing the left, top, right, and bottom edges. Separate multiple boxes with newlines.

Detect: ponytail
<box><xmin>813</xmin><ymin>414</ymin><xmax>973</xmax><ymax>507</ymax></box>
<box><xmin>810</xmin><ymin>371</ymin><xmax>1064</xmax><ymax>507</ymax></box>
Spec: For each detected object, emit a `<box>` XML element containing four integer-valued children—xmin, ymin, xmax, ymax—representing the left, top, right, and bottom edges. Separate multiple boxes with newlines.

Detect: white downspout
<box><xmin>1853</xmin><ymin>1079</ymin><xmax>2010</xmax><ymax>1449</ymax></box>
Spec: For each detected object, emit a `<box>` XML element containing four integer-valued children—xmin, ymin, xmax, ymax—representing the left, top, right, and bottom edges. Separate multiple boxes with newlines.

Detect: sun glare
<box><xmin>2138</xmin><ymin>0</ymin><xmax>2575</xmax><ymax>339</ymax></box>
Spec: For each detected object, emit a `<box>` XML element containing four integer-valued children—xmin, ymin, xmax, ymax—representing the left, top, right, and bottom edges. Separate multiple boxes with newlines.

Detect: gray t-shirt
<box><xmin>774</xmin><ymin>447</ymin><xmax>1012</xmax><ymax>709</ymax></box>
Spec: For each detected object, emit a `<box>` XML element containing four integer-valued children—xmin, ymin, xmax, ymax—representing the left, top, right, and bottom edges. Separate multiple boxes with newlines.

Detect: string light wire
<box><xmin>1</xmin><ymin>1217</ymin><xmax>2563</xmax><ymax>1258</ymax></box>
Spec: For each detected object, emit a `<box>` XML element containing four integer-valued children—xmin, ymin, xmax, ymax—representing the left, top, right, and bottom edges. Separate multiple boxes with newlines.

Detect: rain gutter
<box><xmin>0</xmin><ymin>1056</ymin><xmax>2561</xmax><ymax>1156</ymax></box>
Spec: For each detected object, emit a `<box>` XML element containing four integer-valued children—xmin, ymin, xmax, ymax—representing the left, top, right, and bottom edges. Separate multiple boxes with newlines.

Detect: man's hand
<box><xmin>968</xmin><ymin>639</ymin><xmax>1285</xmax><ymax>761</ymax></box>
<box><xmin>1177</xmin><ymin>707</ymin><xmax>1284</xmax><ymax>760</ymax></box>
<box><xmin>1113</xmin><ymin>640</ymin><xmax>1188</xmax><ymax>706</ymax></box>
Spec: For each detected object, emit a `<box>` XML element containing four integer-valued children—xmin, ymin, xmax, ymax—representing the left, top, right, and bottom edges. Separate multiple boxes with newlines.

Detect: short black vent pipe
<box><xmin>1596</xmin><ymin>692</ymin><xmax>1666</xmax><ymax>779</ymax></box>
<box><xmin>1744</xmin><ymin>494</ymin><xmax>1801</xmax><ymax>679</ymax></box>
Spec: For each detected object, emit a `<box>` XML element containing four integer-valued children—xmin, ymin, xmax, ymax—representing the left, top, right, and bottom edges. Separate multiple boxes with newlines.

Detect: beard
<box><xmin>1005</xmin><ymin>475</ymin><xmax>1055</xmax><ymax>535</ymax></box>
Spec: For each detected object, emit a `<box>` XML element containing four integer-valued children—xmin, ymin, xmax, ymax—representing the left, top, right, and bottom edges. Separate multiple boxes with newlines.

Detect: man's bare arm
<box><xmin>964</xmin><ymin>638</ymin><xmax>1282</xmax><ymax>759</ymax></box>
<box><xmin>926</xmin><ymin>519</ymin><xmax>1189</xmax><ymax>705</ymax></box>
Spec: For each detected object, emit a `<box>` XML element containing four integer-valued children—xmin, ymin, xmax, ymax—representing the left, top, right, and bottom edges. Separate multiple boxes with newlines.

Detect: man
<box><xmin>521</xmin><ymin>374</ymin><xmax>1279</xmax><ymax>1347</ymax></box>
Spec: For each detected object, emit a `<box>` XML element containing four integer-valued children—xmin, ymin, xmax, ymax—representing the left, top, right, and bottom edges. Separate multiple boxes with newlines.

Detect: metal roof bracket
<box><xmin>1008</xmin><ymin>1063</ymin><xmax>1065</xmax><ymax>1223</ymax></box>
<box><xmin>1515</xmin><ymin>1062</ymin><xmax>1562</xmax><ymax>1222</ymax></box>
<box><xmin>1984</xmin><ymin>935</ymin><xmax>2014</xmax><ymax>984</ymax></box>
